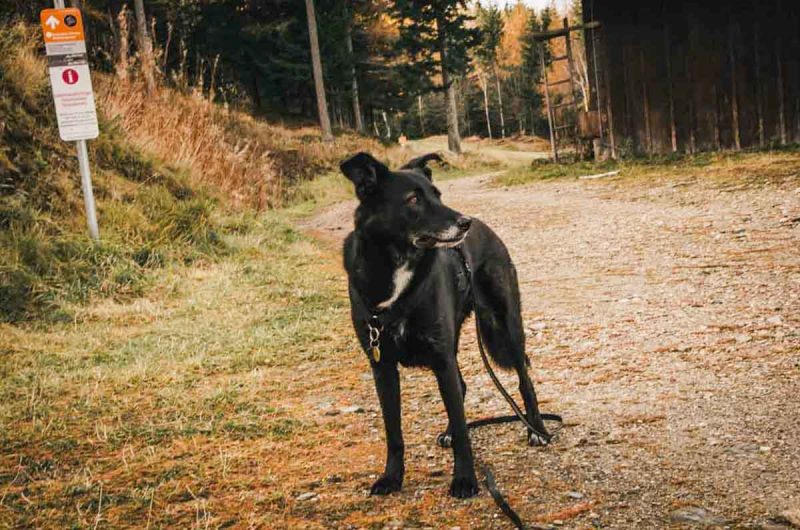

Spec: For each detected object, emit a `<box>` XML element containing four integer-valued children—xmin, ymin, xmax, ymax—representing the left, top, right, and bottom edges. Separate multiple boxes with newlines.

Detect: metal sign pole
<box><xmin>52</xmin><ymin>0</ymin><xmax>99</xmax><ymax>240</ymax></box>
<box><xmin>76</xmin><ymin>139</ymin><xmax>99</xmax><ymax>239</ymax></box>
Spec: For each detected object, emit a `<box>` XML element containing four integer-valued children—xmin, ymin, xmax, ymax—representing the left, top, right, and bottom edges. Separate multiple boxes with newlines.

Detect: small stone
<box><xmin>296</xmin><ymin>492</ymin><xmax>318</xmax><ymax>501</ymax></box>
<box><xmin>340</xmin><ymin>405</ymin><xmax>365</xmax><ymax>414</ymax></box>
<box><xmin>766</xmin><ymin>315</ymin><xmax>783</xmax><ymax>326</ymax></box>
<box><xmin>759</xmin><ymin>446</ymin><xmax>771</xmax><ymax>453</ymax></box>
<box><xmin>669</xmin><ymin>507</ymin><xmax>726</xmax><ymax>526</ymax></box>
<box><xmin>779</xmin><ymin>508</ymin><xmax>800</xmax><ymax>528</ymax></box>
<box><xmin>324</xmin><ymin>409</ymin><xmax>340</xmax><ymax>416</ymax></box>
<box><xmin>567</xmin><ymin>491</ymin><xmax>585</xmax><ymax>500</ymax></box>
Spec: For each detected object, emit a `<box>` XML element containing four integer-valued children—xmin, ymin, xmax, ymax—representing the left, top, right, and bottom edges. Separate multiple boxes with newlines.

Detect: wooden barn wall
<box><xmin>583</xmin><ymin>0</ymin><xmax>800</xmax><ymax>155</ymax></box>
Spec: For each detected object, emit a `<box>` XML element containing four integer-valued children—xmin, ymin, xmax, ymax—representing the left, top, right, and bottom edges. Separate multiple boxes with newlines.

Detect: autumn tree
<box><xmin>393</xmin><ymin>0</ymin><xmax>480</xmax><ymax>153</ymax></box>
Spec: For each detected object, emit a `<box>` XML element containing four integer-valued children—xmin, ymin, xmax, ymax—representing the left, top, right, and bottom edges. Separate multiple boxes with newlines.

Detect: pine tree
<box><xmin>520</xmin><ymin>6</ymin><xmax>553</xmax><ymax>134</ymax></box>
<box><xmin>393</xmin><ymin>0</ymin><xmax>480</xmax><ymax>153</ymax></box>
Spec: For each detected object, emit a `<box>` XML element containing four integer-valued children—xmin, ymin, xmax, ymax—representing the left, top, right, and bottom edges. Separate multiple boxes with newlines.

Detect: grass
<box><xmin>493</xmin><ymin>148</ymin><xmax>800</xmax><ymax>188</ymax></box>
<box><xmin>0</xmin><ymin>211</ymin><xmax>355</xmax><ymax>528</ymax></box>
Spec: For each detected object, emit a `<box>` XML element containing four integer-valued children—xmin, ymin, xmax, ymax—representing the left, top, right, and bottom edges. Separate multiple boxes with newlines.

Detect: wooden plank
<box><xmin>664</xmin><ymin>19</ymin><xmax>678</xmax><ymax>152</ymax></box>
<box><xmin>532</xmin><ymin>20</ymin><xmax>600</xmax><ymax>41</ymax></box>
<box><xmin>547</xmin><ymin>78</ymin><xmax>572</xmax><ymax>88</ymax></box>
<box><xmin>728</xmin><ymin>19</ymin><xmax>741</xmax><ymax>150</ymax></box>
<box><xmin>600</xmin><ymin>27</ymin><xmax>617</xmax><ymax>159</ymax></box>
<box><xmin>776</xmin><ymin>17</ymin><xmax>787</xmax><ymax>145</ymax></box>
<box><xmin>639</xmin><ymin>47</ymin><xmax>652</xmax><ymax>153</ymax></box>
<box><xmin>753</xmin><ymin>16</ymin><xmax>765</xmax><ymax>147</ymax></box>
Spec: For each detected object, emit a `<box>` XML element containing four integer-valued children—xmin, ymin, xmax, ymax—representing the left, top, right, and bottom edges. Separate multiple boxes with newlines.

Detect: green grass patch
<box><xmin>492</xmin><ymin>147</ymin><xmax>800</xmax><ymax>188</ymax></box>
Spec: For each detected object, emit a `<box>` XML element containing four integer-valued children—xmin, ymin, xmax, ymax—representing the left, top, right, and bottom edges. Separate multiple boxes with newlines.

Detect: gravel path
<box><xmin>297</xmin><ymin>169</ymin><xmax>800</xmax><ymax>529</ymax></box>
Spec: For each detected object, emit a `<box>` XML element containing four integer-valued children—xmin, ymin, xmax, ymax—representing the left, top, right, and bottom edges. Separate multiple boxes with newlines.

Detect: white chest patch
<box><xmin>376</xmin><ymin>263</ymin><xmax>413</xmax><ymax>310</ymax></box>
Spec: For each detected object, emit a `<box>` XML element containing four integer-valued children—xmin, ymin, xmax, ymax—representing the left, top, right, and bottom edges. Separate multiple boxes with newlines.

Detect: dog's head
<box><xmin>340</xmin><ymin>152</ymin><xmax>472</xmax><ymax>249</ymax></box>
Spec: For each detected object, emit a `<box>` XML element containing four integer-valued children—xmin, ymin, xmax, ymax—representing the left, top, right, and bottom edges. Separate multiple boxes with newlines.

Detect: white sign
<box><xmin>47</xmin><ymin>61</ymin><xmax>99</xmax><ymax>141</ymax></box>
<box><xmin>41</xmin><ymin>9</ymin><xmax>99</xmax><ymax>142</ymax></box>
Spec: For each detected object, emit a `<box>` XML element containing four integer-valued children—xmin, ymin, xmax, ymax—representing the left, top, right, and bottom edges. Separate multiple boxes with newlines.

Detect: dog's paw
<box><xmin>449</xmin><ymin>474</ymin><xmax>479</xmax><ymax>498</ymax></box>
<box><xmin>528</xmin><ymin>430</ymin><xmax>551</xmax><ymax>447</ymax></box>
<box><xmin>370</xmin><ymin>475</ymin><xmax>402</xmax><ymax>496</ymax></box>
<box><xmin>436</xmin><ymin>432</ymin><xmax>453</xmax><ymax>449</ymax></box>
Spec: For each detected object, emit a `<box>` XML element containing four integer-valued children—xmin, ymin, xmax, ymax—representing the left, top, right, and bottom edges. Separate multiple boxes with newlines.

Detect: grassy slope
<box><xmin>0</xmin><ymin>23</ymin><xmax>229</xmax><ymax>323</ymax></box>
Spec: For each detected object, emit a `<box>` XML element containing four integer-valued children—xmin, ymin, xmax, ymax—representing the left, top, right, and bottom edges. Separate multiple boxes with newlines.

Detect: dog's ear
<box><xmin>400</xmin><ymin>153</ymin><xmax>442</xmax><ymax>181</ymax></box>
<box><xmin>340</xmin><ymin>152</ymin><xmax>388</xmax><ymax>199</ymax></box>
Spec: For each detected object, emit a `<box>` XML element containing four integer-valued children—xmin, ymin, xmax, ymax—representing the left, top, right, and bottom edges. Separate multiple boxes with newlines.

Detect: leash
<box><xmin>456</xmin><ymin>245</ymin><xmax>564</xmax><ymax>530</ymax></box>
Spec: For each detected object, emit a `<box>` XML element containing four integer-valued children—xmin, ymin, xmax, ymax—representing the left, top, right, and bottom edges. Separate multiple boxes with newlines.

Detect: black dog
<box><xmin>340</xmin><ymin>152</ymin><xmax>549</xmax><ymax>499</ymax></box>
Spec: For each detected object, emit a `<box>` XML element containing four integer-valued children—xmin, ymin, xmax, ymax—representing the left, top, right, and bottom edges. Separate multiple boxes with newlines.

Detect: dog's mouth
<box><xmin>412</xmin><ymin>229</ymin><xmax>468</xmax><ymax>249</ymax></box>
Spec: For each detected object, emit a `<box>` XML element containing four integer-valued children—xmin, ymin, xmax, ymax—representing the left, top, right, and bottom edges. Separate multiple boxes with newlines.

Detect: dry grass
<box><xmin>98</xmin><ymin>77</ymin><xmax>384</xmax><ymax>210</ymax></box>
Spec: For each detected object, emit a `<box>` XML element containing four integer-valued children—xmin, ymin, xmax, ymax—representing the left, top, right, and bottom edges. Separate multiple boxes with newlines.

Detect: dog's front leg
<box><xmin>435</xmin><ymin>360</ymin><xmax>479</xmax><ymax>498</ymax></box>
<box><xmin>370</xmin><ymin>361</ymin><xmax>404</xmax><ymax>495</ymax></box>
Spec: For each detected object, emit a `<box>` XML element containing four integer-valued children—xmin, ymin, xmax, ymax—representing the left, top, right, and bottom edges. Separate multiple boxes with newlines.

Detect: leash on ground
<box><xmin>457</xmin><ymin>246</ymin><xmax>564</xmax><ymax>530</ymax></box>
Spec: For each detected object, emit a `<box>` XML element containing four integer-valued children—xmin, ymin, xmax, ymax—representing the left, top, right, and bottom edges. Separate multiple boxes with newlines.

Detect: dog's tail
<box><xmin>471</xmin><ymin>264</ymin><xmax>529</xmax><ymax>370</ymax></box>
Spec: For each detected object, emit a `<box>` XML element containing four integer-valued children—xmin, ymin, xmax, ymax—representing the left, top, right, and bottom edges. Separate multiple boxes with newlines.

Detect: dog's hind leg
<box><xmin>436</xmin><ymin>367</ymin><xmax>466</xmax><ymax>449</ymax></box>
<box><xmin>472</xmin><ymin>253</ymin><xmax>550</xmax><ymax>446</ymax></box>
<box><xmin>514</xmin><ymin>360</ymin><xmax>550</xmax><ymax>446</ymax></box>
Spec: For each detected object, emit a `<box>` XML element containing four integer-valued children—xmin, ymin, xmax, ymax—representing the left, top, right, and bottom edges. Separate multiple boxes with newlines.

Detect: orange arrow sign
<box><xmin>40</xmin><ymin>8</ymin><xmax>85</xmax><ymax>44</ymax></box>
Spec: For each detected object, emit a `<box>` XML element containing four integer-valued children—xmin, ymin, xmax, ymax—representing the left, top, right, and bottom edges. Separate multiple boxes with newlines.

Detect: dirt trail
<box><xmin>298</xmin><ymin>170</ymin><xmax>800</xmax><ymax>529</ymax></box>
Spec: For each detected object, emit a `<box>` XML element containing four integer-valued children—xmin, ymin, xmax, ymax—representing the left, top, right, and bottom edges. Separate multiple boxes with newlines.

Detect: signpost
<box><xmin>40</xmin><ymin>1</ymin><xmax>100</xmax><ymax>240</ymax></box>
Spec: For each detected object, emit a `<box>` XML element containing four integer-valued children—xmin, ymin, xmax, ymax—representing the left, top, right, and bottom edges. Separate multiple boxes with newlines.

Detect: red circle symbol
<box><xmin>62</xmin><ymin>68</ymin><xmax>79</xmax><ymax>85</ymax></box>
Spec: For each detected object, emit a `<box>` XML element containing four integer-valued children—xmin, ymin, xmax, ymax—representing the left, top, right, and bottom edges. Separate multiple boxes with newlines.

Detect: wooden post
<box><xmin>639</xmin><ymin>47</ymin><xmax>652</xmax><ymax>154</ymax></box>
<box><xmin>563</xmin><ymin>17</ymin><xmax>583</xmax><ymax>155</ymax></box>
<box><xmin>664</xmin><ymin>21</ymin><xmax>678</xmax><ymax>152</ymax></box>
<box><xmin>753</xmin><ymin>17</ymin><xmax>765</xmax><ymax>147</ymax></box>
<box><xmin>728</xmin><ymin>20</ymin><xmax>741</xmax><ymax>150</ymax></box>
<box><xmin>540</xmin><ymin>45</ymin><xmax>558</xmax><ymax>162</ymax></box>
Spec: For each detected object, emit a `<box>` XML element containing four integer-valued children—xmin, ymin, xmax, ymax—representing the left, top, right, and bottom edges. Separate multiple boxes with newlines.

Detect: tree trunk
<box><xmin>345</xmin><ymin>11</ymin><xmax>364</xmax><ymax>134</ymax></box>
<box><xmin>132</xmin><ymin>0</ymin><xmax>155</xmax><ymax>93</ymax></box>
<box><xmin>115</xmin><ymin>6</ymin><xmax>129</xmax><ymax>81</ymax></box>
<box><xmin>305</xmin><ymin>0</ymin><xmax>334</xmax><ymax>143</ymax></box>
<box><xmin>418</xmin><ymin>95</ymin><xmax>426</xmax><ymax>137</ymax></box>
<box><xmin>382</xmin><ymin>111</ymin><xmax>391</xmax><ymax>139</ymax></box>
<box><xmin>436</xmin><ymin>15</ymin><xmax>461</xmax><ymax>154</ymax></box>
<box><xmin>481</xmin><ymin>71</ymin><xmax>493</xmax><ymax>139</ymax></box>
<box><xmin>494</xmin><ymin>63</ymin><xmax>506</xmax><ymax>138</ymax></box>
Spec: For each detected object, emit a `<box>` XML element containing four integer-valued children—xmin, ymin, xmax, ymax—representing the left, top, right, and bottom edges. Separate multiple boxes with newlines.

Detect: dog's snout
<box><xmin>456</xmin><ymin>216</ymin><xmax>472</xmax><ymax>231</ymax></box>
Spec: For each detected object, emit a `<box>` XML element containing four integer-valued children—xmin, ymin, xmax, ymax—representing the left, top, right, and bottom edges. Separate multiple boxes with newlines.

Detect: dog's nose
<box><xmin>456</xmin><ymin>216</ymin><xmax>472</xmax><ymax>231</ymax></box>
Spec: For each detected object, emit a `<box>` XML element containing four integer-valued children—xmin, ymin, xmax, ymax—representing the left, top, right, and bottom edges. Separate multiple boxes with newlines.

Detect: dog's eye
<box><xmin>406</xmin><ymin>193</ymin><xmax>419</xmax><ymax>205</ymax></box>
